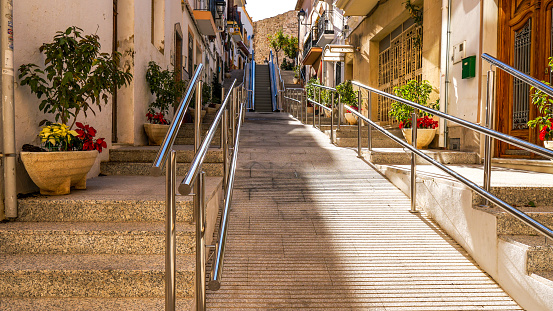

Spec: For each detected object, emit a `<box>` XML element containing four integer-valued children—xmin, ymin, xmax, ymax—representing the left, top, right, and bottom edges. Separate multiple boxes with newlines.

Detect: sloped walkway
<box><xmin>206</xmin><ymin>113</ymin><xmax>522</xmax><ymax>310</ymax></box>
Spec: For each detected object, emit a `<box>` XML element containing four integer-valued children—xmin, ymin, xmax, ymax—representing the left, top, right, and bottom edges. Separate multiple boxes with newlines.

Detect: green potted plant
<box><xmin>305</xmin><ymin>77</ymin><xmax>320</xmax><ymax>114</ymax></box>
<box><xmin>527</xmin><ymin>57</ymin><xmax>553</xmax><ymax>151</ymax></box>
<box><xmin>389</xmin><ymin>79</ymin><xmax>439</xmax><ymax>149</ymax></box>
<box><xmin>144</xmin><ymin>61</ymin><xmax>188</xmax><ymax>145</ymax></box>
<box><xmin>18</xmin><ymin>26</ymin><xmax>132</xmax><ymax>195</ymax></box>
<box><xmin>336</xmin><ymin>80</ymin><xmax>359</xmax><ymax>125</ymax></box>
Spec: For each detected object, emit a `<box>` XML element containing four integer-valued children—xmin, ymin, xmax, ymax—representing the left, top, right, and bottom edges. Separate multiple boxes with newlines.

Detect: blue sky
<box><xmin>245</xmin><ymin>0</ymin><xmax>297</xmax><ymax>22</ymax></box>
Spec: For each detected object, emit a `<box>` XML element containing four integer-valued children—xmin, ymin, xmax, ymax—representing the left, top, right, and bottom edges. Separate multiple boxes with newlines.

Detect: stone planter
<box><xmin>402</xmin><ymin>128</ymin><xmax>437</xmax><ymax>149</ymax></box>
<box><xmin>293</xmin><ymin>77</ymin><xmax>299</xmax><ymax>84</ymax></box>
<box><xmin>344</xmin><ymin>112</ymin><xmax>358</xmax><ymax>125</ymax></box>
<box><xmin>21</xmin><ymin>150</ymin><xmax>98</xmax><ymax>195</ymax></box>
<box><xmin>324</xmin><ymin>109</ymin><xmax>332</xmax><ymax>118</ymax></box>
<box><xmin>306</xmin><ymin>106</ymin><xmax>314</xmax><ymax>114</ymax></box>
<box><xmin>144</xmin><ymin>123</ymin><xmax>170</xmax><ymax>146</ymax></box>
<box><xmin>544</xmin><ymin>141</ymin><xmax>553</xmax><ymax>161</ymax></box>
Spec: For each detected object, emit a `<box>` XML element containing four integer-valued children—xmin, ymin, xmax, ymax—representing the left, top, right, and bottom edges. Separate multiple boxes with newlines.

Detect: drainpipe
<box><xmin>440</xmin><ymin>0</ymin><xmax>452</xmax><ymax>148</ymax></box>
<box><xmin>1</xmin><ymin>0</ymin><xmax>16</xmax><ymax>219</ymax></box>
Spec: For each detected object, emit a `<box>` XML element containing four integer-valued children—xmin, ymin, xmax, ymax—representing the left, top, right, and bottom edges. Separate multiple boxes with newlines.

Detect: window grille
<box><xmin>512</xmin><ymin>19</ymin><xmax>532</xmax><ymax>130</ymax></box>
<box><xmin>378</xmin><ymin>21</ymin><xmax>422</xmax><ymax>124</ymax></box>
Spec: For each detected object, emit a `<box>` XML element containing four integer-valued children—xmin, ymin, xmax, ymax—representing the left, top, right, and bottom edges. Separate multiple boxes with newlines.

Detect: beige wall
<box><xmin>13</xmin><ymin>0</ymin><xmax>114</xmax><ymax>193</ymax></box>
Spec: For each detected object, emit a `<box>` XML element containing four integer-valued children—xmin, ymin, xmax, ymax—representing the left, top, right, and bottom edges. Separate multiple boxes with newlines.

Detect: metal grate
<box><xmin>512</xmin><ymin>18</ymin><xmax>531</xmax><ymax>130</ymax></box>
<box><xmin>378</xmin><ymin>23</ymin><xmax>422</xmax><ymax>124</ymax></box>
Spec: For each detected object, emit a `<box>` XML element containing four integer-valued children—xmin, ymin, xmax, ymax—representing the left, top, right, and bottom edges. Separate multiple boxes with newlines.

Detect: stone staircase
<box><xmin>254</xmin><ymin>64</ymin><xmax>273</xmax><ymax>112</ymax></box>
<box><xmin>100</xmin><ymin>145</ymin><xmax>223</xmax><ymax>177</ymax></box>
<box><xmin>0</xmin><ymin>174</ymin><xmax>222</xmax><ymax>310</ymax></box>
<box><xmin>1</xmin><ymin>137</ymin><xmax>226</xmax><ymax>309</ymax></box>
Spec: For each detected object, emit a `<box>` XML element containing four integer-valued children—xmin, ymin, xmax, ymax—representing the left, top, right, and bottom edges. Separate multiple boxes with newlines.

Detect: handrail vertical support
<box><xmin>410</xmin><ymin>112</ymin><xmax>419</xmax><ymax>213</ymax></box>
<box><xmin>195</xmin><ymin>171</ymin><xmax>206</xmax><ymax>311</ymax></box>
<box><xmin>318</xmin><ymin>88</ymin><xmax>321</xmax><ymax>129</ymax></box>
<box><xmin>165</xmin><ymin>150</ymin><xmax>177</xmax><ymax>311</ymax></box>
<box><xmin>367</xmin><ymin>91</ymin><xmax>373</xmax><ymax>152</ymax></box>
<box><xmin>338</xmin><ymin>94</ymin><xmax>342</xmax><ymax>131</ymax></box>
<box><xmin>195</xmin><ymin>80</ymin><xmax>203</xmax><ymax>153</ymax></box>
<box><xmin>357</xmin><ymin>90</ymin><xmax>362</xmax><ymax>158</ymax></box>
<box><xmin>483</xmin><ymin>70</ymin><xmax>495</xmax><ymax>206</ymax></box>
<box><xmin>303</xmin><ymin>91</ymin><xmax>307</xmax><ymax>124</ymax></box>
<box><xmin>223</xmin><ymin>109</ymin><xmax>229</xmax><ymax>191</ymax></box>
<box><xmin>313</xmin><ymin>89</ymin><xmax>316</xmax><ymax>128</ymax></box>
<box><xmin>330</xmin><ymin>92</ymin><xmax>335</xmax><ymax>143</ymax></box>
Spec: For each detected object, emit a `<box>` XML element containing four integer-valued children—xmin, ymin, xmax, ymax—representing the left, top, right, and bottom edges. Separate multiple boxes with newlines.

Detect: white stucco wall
<box><xmin>13</xmin><ymin>0</ymin><xmax>114</xmax><ymax>192</ymax></box>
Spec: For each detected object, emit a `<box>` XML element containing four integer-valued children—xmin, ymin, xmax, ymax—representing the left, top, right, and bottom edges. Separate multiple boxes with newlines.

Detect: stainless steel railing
<box><xmin>208</xmin><ymin>100</ymin><xmax>245</xmax><ymax>291</ymax></box>
<box><xmin>151</xmin><ymin>64</ymin><xmax>204</xmax><ymax>311</ymax></box>
<box><xmin>151</xmin><ymin>62</ymin><xmax>250</xmax><ymax>311</ymax></box>
<box><xmin>346</xmin><ymin>77</ymin><xmax>553</xmax><ymax>240</ymax></box>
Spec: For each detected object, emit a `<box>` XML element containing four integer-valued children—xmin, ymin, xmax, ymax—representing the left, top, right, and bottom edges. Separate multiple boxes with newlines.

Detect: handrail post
<box><xmin>223</xmin><ymin>109</ymin><xmax>229</xmax><ymax>190</ymax></box>
<box><xmin>318</xmin><ymin>88</ymin><xmax>321</xmax><ymax>129</ymax></box>
<box><xmin>337</xmin><ymin>94</ymin><xmax>342</xmax><ymax>131</ymax></box>
<box><xmin>195</xmin><ymin>171</ymin><xmax>206</xmax><ymax>311</ymax></box>
<box><xmin>165</xmin><ymin>150</ymin><xmax>177</xmax><ymax>311</ymax></box>
<box><xmin>357</xmin><ymin>90</ymin><xmax>362</xmax><ymax>157</ymax></box>
<box><xmin>304</xmin><ymin>91</ymin><xmax>308</xmax><ymax>124</ymax></box>
<box><xmin>195</xmin><ymin>80</ymin><xmax>203</xmax><ymax>152</ymax></box>
<box><xmin>410</xmin><ymin>112</ymin><xmax>418</xmax><ymax>213</ymax></box>
<box><xmin>220</xmin><ymin>88</ymin><xmax>225</xmax><ymax>149</ymax></box>
<box><xmin>367</xmin><ymin>90</ymin><xmax>372</xmax><ymax>152</ymax></box>
<box><xmin>313</xmin><ymin>89</ymin><xmax>316</xmax><ymax>128</ymax></box>
<box><xmin>330</xmin><ymin>92</ymin><xmax>335</xmax><ymax>143</ymax></box>
<box><xmin>483</xmin><ymin>70</ymin><xmax>495</xmax><ymax>206</ymax></box>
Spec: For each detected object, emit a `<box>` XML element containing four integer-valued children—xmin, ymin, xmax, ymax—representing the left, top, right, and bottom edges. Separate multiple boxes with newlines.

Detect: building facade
<box><xmin>0</xmin><ymin>0</ymin><xmax>246</xmax><ymax>196</ymax></box>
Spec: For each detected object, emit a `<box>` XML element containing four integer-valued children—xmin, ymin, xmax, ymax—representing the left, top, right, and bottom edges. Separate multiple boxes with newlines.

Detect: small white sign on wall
<box><xmin>452</xmin><ymin>41</ymin><xmax>466</xmax><ymax>64</ymax></box>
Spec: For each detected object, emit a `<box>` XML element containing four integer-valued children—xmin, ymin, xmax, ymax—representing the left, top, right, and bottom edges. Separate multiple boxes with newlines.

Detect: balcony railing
<box><xmin>302</xmin><ymin>27</ymin><xmax>318</xmax><ymax>59</ymax></box>
<box><xmin>317</xmin><ymin>11</ymin><xmax>334</xmax><ymax>38</ymax></box>
<box><xmin>194</xmin><ymin>0</ymin><xmax>217</xmax><ymax>19</ymax></box>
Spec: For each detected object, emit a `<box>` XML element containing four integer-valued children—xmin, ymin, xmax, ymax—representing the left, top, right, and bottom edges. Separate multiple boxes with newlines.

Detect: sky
<box><xmin>245</xmin><ymin>0</ymin><xmax>297</xmax><ymax>22</ymax></box>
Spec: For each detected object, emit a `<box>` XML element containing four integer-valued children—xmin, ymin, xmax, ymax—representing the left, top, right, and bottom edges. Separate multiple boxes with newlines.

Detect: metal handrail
<box><xmin>208</xmin><ymin>101</ymin><xmax>246</xmax><ymax>291</ymax></box>
<box><xmin>482</xmin><ymin>53</ymin><xmax>553</xmax><ymax>97</ymax></box>
<box><xmin>342</xmin><ymin>103</ymin><xmax>553</xmax><ymax>240</ymax></box>
<box><xmin>179</xmin><ymin>78</ymin><xmax>237</xmax><ymax>195</ymax></box>
<box><xmin>351</xmin><ymin>80</ymin><xmax>553</xmax><ymax>159</ymax></box>
<box><xmin>152</xmin><ymin>64</ymin><xmax>204</xmax><ymax>174</ymax></box>
<box><xmin>251</xmin><ymin>59</ymin><xmax>256</xmax><ymax>110</ymax></box>
<box><xmin>308</xmin><ymin>98</ymin><xmax>332</xmax><ymax>111</ymax></box>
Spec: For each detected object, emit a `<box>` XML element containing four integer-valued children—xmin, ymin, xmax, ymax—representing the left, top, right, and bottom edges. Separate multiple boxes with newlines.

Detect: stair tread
<box><xmin>0</xmin><ymin>221</ymin><xmax>194</xmax><ymax>234</ymax></box>
<box><xmin>0</xmin><ymin>253</ymin><xmax>195</xmax><ymax>271</ymax></box>
<box><xmin>0</xmin><ymin>298</ymin><xmax>193</xmax><ymax>311</ymax></box>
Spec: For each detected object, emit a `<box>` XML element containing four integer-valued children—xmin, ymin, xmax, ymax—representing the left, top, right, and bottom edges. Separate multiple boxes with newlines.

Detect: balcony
<box><xmin>193</xmin><ymin>0</ymin><xmax>218</xmax><ymax>36</ymax></box>
<box><xmin>316</xmin><ymin>11</ymin><xmax>334</xmax><ymax>47</ymax></box>
<box><xmin>335</xmin><ymin>0</ymin><xmax>378</xmax><ymax>16</ymax></box>
<box><xmin>302</xmin><ymin>27</ymin><xmax>322</xmax><ymax>66</ymax></box>
<box><xmin>227</xmin><ymin>21</ymin><xmax>243</xmax><ymax>42</ymax></box>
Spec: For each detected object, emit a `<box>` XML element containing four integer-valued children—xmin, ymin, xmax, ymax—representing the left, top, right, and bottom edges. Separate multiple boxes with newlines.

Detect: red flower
<box><xmin>75</xmin><ymin>123</ymin><xmax>106</xmax><ymax>153</ymax></box>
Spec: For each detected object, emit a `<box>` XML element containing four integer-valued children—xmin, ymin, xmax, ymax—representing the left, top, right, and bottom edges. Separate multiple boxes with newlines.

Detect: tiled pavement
<box><xmin>205</xmin><ymin>112</ymin><xmax>523</xmax><ymax>310</ymax></box>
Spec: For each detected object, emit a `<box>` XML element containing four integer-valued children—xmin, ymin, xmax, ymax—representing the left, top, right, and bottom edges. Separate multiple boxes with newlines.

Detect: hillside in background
<box><xmin>253</xmin><ymin>10</ymin><xmax>297</xmax><ymax>65</ymax></box>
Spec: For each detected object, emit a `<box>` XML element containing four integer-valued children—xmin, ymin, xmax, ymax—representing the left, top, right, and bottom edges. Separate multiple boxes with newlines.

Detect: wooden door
<box><xmin>497</xmin><ymin>0</ymin><xmax>553</xmax><ymax>157</ymax></box>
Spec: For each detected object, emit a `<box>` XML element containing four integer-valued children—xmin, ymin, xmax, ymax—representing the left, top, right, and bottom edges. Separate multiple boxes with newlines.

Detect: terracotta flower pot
<box><xmin>402</xmin><ymin>128</ymin><xmax>437</xmax><ymax>149</ymax></box>
<box><xmin>306</xmin><ymin>106</ymin><xmax>314</xmax><ymax>114</ymax></box>
<box><xmin>21</xmin><ymin>150</ymin><xmax>98</xmax><ymax>195</ymax></box>
<box><xmin>144</xmin><ymin>123</ymin><xmax>170</xmax><ymax>146</ymax></box>
<box><xmin>324</xmin><ymin>109</ymin><xmax>332</xmax><ymax>118</ymax></box>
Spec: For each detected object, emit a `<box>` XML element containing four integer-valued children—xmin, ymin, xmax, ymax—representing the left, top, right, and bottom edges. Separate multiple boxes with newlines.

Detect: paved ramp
<box><xmin>207</xmin><ymin>113</ymin><xmax>522</xmax><ymax>310</ymax></box>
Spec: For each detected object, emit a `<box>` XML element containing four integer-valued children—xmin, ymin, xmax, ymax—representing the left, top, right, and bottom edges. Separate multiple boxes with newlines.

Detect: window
<box><xmin>378</xmin><ymin>17</ymin><xmax>422</xmax><ymax>124</ymax></box>
<box><xmin>151</xmin><ymin>0</ymin><xmax>165</xmax><ymax>53</ymax></box>
<box><xmin>512</xmin><ymin>19</ymin><xmax>532</xmax><ymax>130</ymax></box>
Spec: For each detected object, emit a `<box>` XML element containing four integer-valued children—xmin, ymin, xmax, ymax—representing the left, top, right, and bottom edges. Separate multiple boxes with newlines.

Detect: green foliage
<box><xmin>202</xmin><ymin>83</ymin><xmax>212</xmax><ymax>104</ymax></box>
<box><xmin>305</xmin><ymin>77</ymin><xmax>320</xmax><ymax>101</ymax></box>
<box><xmin>145</xmin><ymin>61</ymin><xmax>187</xmax><ymax>118</ymax></box>
<box><xmin>403</xmin><ymin>0</ymin><xmax>423</xmax><ymax>47</ymax></box>
<box><xmin>211</xmin><ymin>74</ymin><xmax>222</xmax><ymax>104</ymax></box>
<box><xmin>280</xmin><ymin>58</ymin><xmax>294</xmax><ymax>70</ymax></box>
<box><xmin>527</xmin><ymin>57</ymin><xmax>553</xmax><ymax>141</ymax></box>
<box><xmin>19</xmin><ymin>26</ymin><xmax>133</xmax><ymax>127</ymax></box>
<box><xmin>389</xmin><ymin>79</ymin><xmax>439</xmax><ymax>126</ymax></box>
<box><xmin>336</xmin><ymin>81</ymin><xmax>358</xmax><ymax>108</ymax></box>
<box><xmin>283</xmin><ymin>36</ymin><xmax>299</xmax><ymax>61</ymax></box>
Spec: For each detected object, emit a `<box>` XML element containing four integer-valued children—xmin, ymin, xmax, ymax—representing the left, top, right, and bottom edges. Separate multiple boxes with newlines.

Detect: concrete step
<box><xmin>0</xmin><ymin>298</ymin><xmax>194</xmax><ymax>311</ymax></box>
<box><xmin>16</xmin><ymin>175</ymin><xmax>222</xmax><ymax>222</ymax></box>
<box><xmin>366</xmin><ymin>148</ymin><xmax>480</xmax><ymax>165</ymax></box>
<box><xmin>107</xmin><ymin>146</ymin><xmax>223</xmax><ymax>163</ymax></box>
<box><xmin>0</xmin><ymin>254</ymin><xmax>194</xmax><ymax>298</ymax></box>
<box><xmin>101</xmin><ymin>146</ymin><xmax>224</xmax><ymax>176</ymax></box>
<box><xmin>335</xmin><ymin>137</ymin><xmax>403</xmax><ymax>148</ymax></box>
<box><xmin>475</xmin><ymin>205</ymin><xmax>553</xmax><ymax>235</ymax></box>
<box><xmin>498</xmin><ymin>235</ymin><xmax>553</xmax><ymax>273</ymax></box>
<box><xmin>0</xmin><ymin>221</ymin><xmax>195</xmax><ymax>255</ymax></box>
<box><xmin>101</xmin><ymin>161</ymin><xmax>223</xmax><ymax>176</ymax></box>
<box><xmin>472</xmin><ymin>186</ymin><xmax>553</xmax><ymax>207</ymax></box>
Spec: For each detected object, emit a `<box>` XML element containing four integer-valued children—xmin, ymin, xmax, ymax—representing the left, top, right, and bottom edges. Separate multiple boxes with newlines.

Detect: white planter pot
<box><xmin>544</xmin><ymin>141</ymin><xmax>553</xmax><ymax>150</ymax></box>
<box><xmin>21</xmin><ymin>150</ymin><xmax>98</xmax><ymax>195</ymax></box>
<box><xmin>402</xmin><ymin>128</ymin><xmax>437</xmax><ymax>149</ymax></box>
<box><xmin>144</xmin><ymin>123</ymin><xmax>170</xmax><ymax>146</ymax></box>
